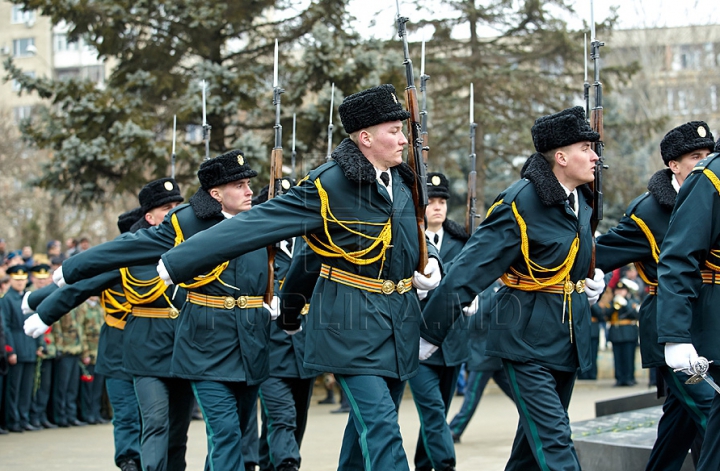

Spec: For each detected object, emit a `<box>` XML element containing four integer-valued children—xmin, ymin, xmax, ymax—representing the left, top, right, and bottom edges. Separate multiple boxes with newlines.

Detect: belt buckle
<box><xmin>575</xmin><ymin>280</ymin><xmax>585</xmax><ymax>293</ymax></box>
<box><xmin>223</xmin><ymin>296</ymin><xmax>236</xmax><ymax>309</ymax></box>
<box><xmin>169</xmin><ymin>307</ymin><xmax>180</xmax><ymax>319</ymax></box>
<box><xmin>381</xmin><ymin>280</ymin><xmax>395</xmax><ymax>295</ymax></box>
<box><xmin>237</xmin><ymin>296</ymin><xmax>248</xmax><ymax>309</ymax></box>
<box><xmin>563</xmin><ymin>280</ymin><xmax>575</xmax><ymax>295</ymax></box>
<box><xmin>396</xmin><ymin>279</ymin><xmax>407</xmax><ymax>294</ymax></box>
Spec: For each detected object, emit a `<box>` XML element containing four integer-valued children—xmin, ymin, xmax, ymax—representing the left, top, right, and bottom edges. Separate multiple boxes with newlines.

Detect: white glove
<box><xmin>462</xmin><ymin>295</ymin><xmax>480</xmax><ymax>317</ymax></box>
<box><xmin>665</xmin><ymin>343</ymin><xmax>699</xmax><ymax>370</ymax></box>
<box><xmin>417</xmin><ymin>289</ymin><xmax>428</xmax><ymax>301</ymax></box>
<box><xmin>412</xmin><ymin>258</ymin><xmax>441</xmax><ymax>291</ymax></box>
<box><xmin>52</xmin><ymin>265</ymin><xmax>66</xmax><ymax>287</ymax></box>
<box><xmin>24</xmin><ymin>313</ymin><xmax>49</xmax><ymax>339</ymax></box>
<box><xmin>419</xmin><ymin>338</ymin><xmax>439</xmax><ymax>361</ymax></box>
<box><xmin>157</xmin><ymin>259</ymin><xmax>172</xmax><ymax>286</ymax></box>
<box><xmin>584</xmin><ymin>268</ymin><xmax>605</xmax><ymax>305</ymax></box>
<box><xmin>284</xmin><ymin>326</ymin><xmax>302</xmax><ymax>336</ymax></box>
<box><xmin>22</xmin><ymin>292</ymin><xmax>34</xmax><ymax>315</ymax></box>
<box><xmin>264</xmin><ymin>296</ymin><xmax>280</xmax><ymax>321</ymax></box>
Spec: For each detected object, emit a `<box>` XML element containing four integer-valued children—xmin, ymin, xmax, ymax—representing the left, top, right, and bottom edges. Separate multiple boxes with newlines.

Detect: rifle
<box><xmin>465</xmin><ymin>83</ymin><xmax>478</xmax><ymax>235</ymax></box>
<box><xmin>201</xmin><ymin>80</ymin><xmax>211</xmax><ymax>161</ymax></box>
<box><xmin>396</xmin><ymin>0</ymin><xmax>429</xmax><ymax>273</ymax></box>
<box><xmin>171</xmin><ymin>115</ymin><xmax>177</xmax><ymax>178</ymax></box>
<box><xmin>588</xmin><ymin>0</ymin><xmax>606</xmax><ymax>275</ymax></box>
<box><xmin>583</xmin><ymin>34</ymin><xmax>590</xmax><ymax>120</ymax></box>
<box><xmin>265</xmin><ymin>39</ymin><xmax>285</xmax><ymax>304</ymax></box>
<box><xmin>326</xmin><ymin>83</ymin><xmax>335</xmax><ymax>162</ymax></box>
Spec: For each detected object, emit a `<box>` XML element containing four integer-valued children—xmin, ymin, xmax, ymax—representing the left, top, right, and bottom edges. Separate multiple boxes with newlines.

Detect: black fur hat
<box><xmin>117</xmin><ymin>207</ymin><xmax>144</xmax><ymax>234</ymax></box>
<box><xmin>138</xmin><ymin>178</ymin><xmax>184</xmax><ymax>213</ymax></box>
<box><xmin>427</xmin><ymin>172</ymin><xmax>450</xmax><ymax>199</ymax></box>
<box><xmin>531</xmin><ymin>106</ymin><xmax>600</xmax><ymax>153</ymax></box>
<box><xmin>716</xmin><ymin>137</ymin><xmax>720</xmax><ymax>153</ymax></box>
<box><xmin>660</xmin><ymin>121</ymin><xmax>715</xmax><ymax>165</ymax></box>
<box><xmin>252</xmin><ymin>178</ymin><xmax>295</xmax><ymax>206</ymax></box>
<box><xmin>339</xmin><ymin>84</ymin><xmax>411</xmax><ymax>134</ymax></box>
<box><xmin>197</xmin><ymin>150</ymin><xmax>258</xmax><ymax>191</ymax></box>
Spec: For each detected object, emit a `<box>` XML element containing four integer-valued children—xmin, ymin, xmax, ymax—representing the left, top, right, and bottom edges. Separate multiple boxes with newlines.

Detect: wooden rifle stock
<box><xmin>264</xmin><ymin>147</ymin><xmax>283</xmax><ymax>304</ymax></box>
<box><xmin>405</xmin><ymin>88</ymin><xmax>428</xmax><ymax>273</ymax></box>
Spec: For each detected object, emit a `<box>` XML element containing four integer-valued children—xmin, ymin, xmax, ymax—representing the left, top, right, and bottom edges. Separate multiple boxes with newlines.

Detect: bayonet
<box><xmin>420</xmin><ymin>38</ymin><xmax>430</xmax><ymax>163</ymax></box>
<box><xmin>201</xmin><ymin>80</ymin><xmax>211</xmax><ymax>161</ymax></box>
<box><xmin>171</xmin><ymin>114</ymin><xmax>177</xmax><ymax>179</ymax></box>
<box><xmin>466</xmin><ymin>83</ymin><xmax>478</xmax><ymax>235</ymax></box>
<box><xmin>291</xmin><ymin>113</ymin><xmax>297</xmax><ymax>182</ymax></box>
<box><xmin>326</xmin><ymin>83</ymin><xmax>334</xmax><ymax>162</ymax></box>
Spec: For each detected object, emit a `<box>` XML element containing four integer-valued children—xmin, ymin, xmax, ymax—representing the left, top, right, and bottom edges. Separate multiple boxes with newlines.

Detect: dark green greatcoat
<box><xmin>1</xmin><ymin>288</ymin><xmax>41</xmax><ymax>362</ymax></box>
<box><xmin>59</xmin><ymin>190</ymin><xmax>270</xmax><ymax>385</ymax></box>
<box><xmin>421</xmin><ymin>219</ymin><xmax>470</xmax><ymax>367</ymax></box>
<box><xmin>595</xmin><ymin>169</ymin><xmax>676</xmax><ymax>368</ymax></box>
<box><xmin>658</xmin><ymin>152</ymin><xmax>720</xmax><ymax>362</ymax></box>
<box><xmin>160</xmin><ymin>139</ymin><xmax>439</xmax><ymax>381</ymax></box>
<box><xmin>422</xmin><ymin>154</ymin><xmax>594</xmax><ymax>373</ymax></box>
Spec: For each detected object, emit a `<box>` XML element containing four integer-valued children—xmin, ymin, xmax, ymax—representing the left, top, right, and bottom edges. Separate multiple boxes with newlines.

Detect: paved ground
<box><xmin>0</xmin><ymin>372</ymin><xmax>654</xmax><ymax>470</ymax></box>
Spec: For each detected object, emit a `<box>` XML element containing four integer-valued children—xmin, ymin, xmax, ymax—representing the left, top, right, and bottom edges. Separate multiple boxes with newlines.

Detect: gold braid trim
<box><xmin>630</xmin><ymin>214</ymin><xmax>660</xmax><ymax>263</ymax></box>
<box><xmin>302</xmin><ymin>178</ymin><xmax>392</xmax><ymax>271</ymax></box>
<box><xmin>704</xmin><ymin>168</ymin><xmax>720</xmax><ymax>195</ymax></box>
<box><xmin>170</xmin><ymin>213</ymin><xmax>231</xmax><ymax>289</ymax></box>
<box><xmin>486</xmin><ymin>199</ymin><xmax>504</xmax><ymax>218</ymax></box>
<box><xmin>119</xmin><ymin>268</ymin><xmax>166</xmax><ymax>305</ymax></box>
<box><xmin>634</xmin><ymin>262</ymin><xmax>658</xmax><ymax>287</ymax></box>
<box><xmin>101</xmin><ymin>288</ymin><xmax>131</xmax><ymax>329</ymax></box>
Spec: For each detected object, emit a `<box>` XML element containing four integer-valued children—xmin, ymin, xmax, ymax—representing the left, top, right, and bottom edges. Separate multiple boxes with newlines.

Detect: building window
<box><xmin>11</xmin><ymin>71</ymin><xmax>36</xmax><ymax>92</ymax></box>
<box><xmin>666</xmin><ymin>89</ymin><xmax>674</xmax><ymax>112</ymax></box>
<box><xmin>13</xmin><ymin>38</ymin><xmax>35</xmax><ymax>57</ymax></box>
<box><xmin>711</xmin><ymin>86</ymin><xmax>718</xmax><ymax>112</ymax></box>
<box><xmin>11</xmin><ymin>6</ymin><xmax>35</xmax><ymax>24</ymax></box>
<box><xmin>54</xmin><ymin>33</ymin><xmax>80</xmax><ymax>52</ymax></box>
<box><xmin>13</xmin><ymin>106</ymin><xmax>33</xmax><ymax>122</ymax></box>
<box><xmin>677</xmin><ymin>90</ymin><xmax>688</xmax><ymax>114</ymax></box>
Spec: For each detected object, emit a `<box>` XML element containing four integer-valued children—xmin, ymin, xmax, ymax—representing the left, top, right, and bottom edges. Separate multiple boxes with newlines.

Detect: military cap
<box><xmin>5</xmin><ymin>249</ymin><xmax>22</xmax><ymax>263</ymax></box>
<box><xmin>426</xmin><ymin>172</ymin><xmax>450</xmax><ymax>200</ymax></box>
<box><xmin>30</xmin><ymin>263</ymin><xmax>51</xmax><ymax>279</ymax></box>
<box><xmin>660</xmin><ymin>121</ymin><xmax>715</xmax><ymax>165</ymax></box>
<box><xmin>7</xmin><ymin>265</ymin><xmax>28</xmax><ymax>280</ymax></box>
<box><xmin>117</xmin><ymin>207</ymin><xmax>144</xmax><ymax>234</ymax></box>
<box><xmin>531</xmin><ymin>106</ymin><xmax>600</xmax><ymax>153</ymax></box>
<box><xmin>138</xmin><ymin>177</ymin><xmax>184</xmax><ymax>213</ymax></box>
<box><xmin>197</xmin><ymin>150</ymin><xmax>258</xmax><ymax>191</ymax></box>
<box><xmin>339</xmin><ymin>84</ymin><xmax>411</xmax><ymax>134</ymax></box>
<box><xmin>252</xmin><ymin>177</ymin><xmax>295</xmax><ymax>206</ymax></box>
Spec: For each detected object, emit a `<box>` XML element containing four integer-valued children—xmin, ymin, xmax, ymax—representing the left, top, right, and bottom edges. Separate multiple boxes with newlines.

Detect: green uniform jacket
<box><xmin>422</xmin><ymin>154</ymin><xmax>594</xmax><ymax>373</ymax></box>
<box><xmin>59</xmin><ymin>191</ymin><xmax>270</xmax><ymax>384</ymax></box>
<box><xmin>658</xmin><ymin>152</ymin><xmax>720</xmax><ymax>361</ymax></box>
<box><xmin>161</xmin><ymin>139</ymin><xmax>439</xmax><ymax>381</ymax></box>
<box><xmin>422</xmin><ymin>219</ymin><xmax>470</xmax><ymax>367</ymax></box>
<box><xmin>596</xmin><ymin>169</ymin><xmax>675</xmax><ymax>367</ymax></box>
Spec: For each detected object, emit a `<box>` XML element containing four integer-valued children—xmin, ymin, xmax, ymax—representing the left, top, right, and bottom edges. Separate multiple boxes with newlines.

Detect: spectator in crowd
<box><xmin>5</xmin><ymin>251</ymin><xmax>24</xmax><ymax>268</ymax></box>
<box><xmin>46</xmin><ymin>240</ymin><xmax>64</xmax><ymax>263</ymax></box>
<box><xmin>0</xmin><ymin>238</ymin><xmax>7</xmax><ymax>261</ymax></box>
<box><xmin>65</xmin><ymin>238</ymin><xmax>78</xmax><ymax>258</ymax></box>
<box><xmin>21</xmin><ymin>246</ymin><xmax>34</xmax><ymax>268</ymax></box>
<box><xmin>76</xmin><ymin>237</ymin><xmax>91</xmax><ymax>254</ymax></box>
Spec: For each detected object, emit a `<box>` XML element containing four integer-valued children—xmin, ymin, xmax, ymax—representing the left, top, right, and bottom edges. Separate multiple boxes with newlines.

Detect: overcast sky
<box><xmin>344</xmin><ymin>0</ymin><xmax>720</xmax><ymax>40</ymax></box>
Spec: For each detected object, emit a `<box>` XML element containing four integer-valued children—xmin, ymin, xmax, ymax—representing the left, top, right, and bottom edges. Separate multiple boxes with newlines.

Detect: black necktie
<box><xmin>433</xmin><ymin>234</ymin><xmax>439</xmax><ymax>245</ymax></box>
<box><xmin>380</xmin><ymin>171</ymin><xmax>390</xmax><ymax>187</ymax></box>
<box><xmin>567</xmin><ymin>192</ymin><xmax>575</xmax><ymax>210</ymax></box>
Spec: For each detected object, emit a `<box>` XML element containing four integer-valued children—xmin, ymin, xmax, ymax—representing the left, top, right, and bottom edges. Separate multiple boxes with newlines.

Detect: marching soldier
<box><xmin>595</xmin><ymin>121</ymin><xmax>715</xmax><ymax>469</ymax></box>
<box><xmin>45</xmin><ymin>155</ymin><xmax>276</xmax><ymax>470</ymax></box>
<box><xmin>408</xmin><ymin>172</ymin><xmax>471</xmax><ymax>471</ymax></box>
<box><xmin>605</xmin><ymin>279</ymin><xmax>640</xmax><ymax>386</ymax></box>
<box><xmin>116</xmin><ymin>84</ymin><xmax>443</xmax><ymax>471</ymax></box>
<box><xmin>421</xmin><ymin>106</ymin><xmax>605</xmax><ymax>470</ymax></box>
<box><xmin>26</xmin><ymin>209</ymin><xmax>144</xmax><ymax>471</ymax></box>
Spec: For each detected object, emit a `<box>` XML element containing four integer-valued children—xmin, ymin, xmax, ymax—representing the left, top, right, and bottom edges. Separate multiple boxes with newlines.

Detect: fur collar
<box><xmin>647</xmin><ymin>168</ymin><xmax>676</xmax><ymax>210</ymax></box>
<box><xmin>189</xmin><ymin>188</ymin><xmax>224</xmax><ymax>220</ymax></box>
<box><xmin>443</xmin><ymin>218</ymin><xmax>470</xmax><ymax>242</ymax></box>
<box><xmin>332</xmin><ymin>138</ymin><xmax>417</xmax><ymax>187</ymax></box>
<box><xmin>520</xmin><ymin>153</ymin><xmax>593</xmax><ymax>206</ymax></box>
<box><xmin>129</xmin><ymin>217</ymin><xmax>152</xmax><ymax>233</ymax></box>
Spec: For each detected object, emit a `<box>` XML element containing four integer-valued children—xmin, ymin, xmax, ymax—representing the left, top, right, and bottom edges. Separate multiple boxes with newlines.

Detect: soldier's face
<box><xmin>670</xmin><ymin>149</ymin><xmax>712</xmax><ymax>186</ymax></box>
<box><xmin>9</xmin><ymin>277</ymin><xmax>27</xmax><ymax>292</ymax></box>
<box><xmin>426</xmin><ymin>197</ymin><xmax>447</xmax><ymax>226</ymax></box>
<box><xmin>364</xmin><ymin>121</ymin><xmax>408</xmax><ymax>170</ymax></box>
<box><xmin>559</xmin><ymin>141</ymin><xmax>598</xmax><ymax>187</ymax></box>
<box><xmin>145</xmin><ymin>202</ymin><xmax>181</xmax><ymax>227</ymax></box>
<box><xmin>30</xmin><ymin>275</ymin><xmax>51</xmax><ymax>289</ymax></box>
<box><xmin>211</xmin><ymin>178</ymin><xmax>253</xmax><ymax>216</ymax></box>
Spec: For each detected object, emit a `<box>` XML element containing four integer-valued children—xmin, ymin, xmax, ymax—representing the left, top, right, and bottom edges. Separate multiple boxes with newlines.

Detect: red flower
<box><xmin>44</xmin><ymin>327</ymin><xmax>51</xmax><ymax>334</ymax></box>
<box><xmin>44</xmin><ymin>337</ymin><xmax>51</xmax><ymax>344</ymax></box>
<box><xmin>80</xmin><ymin>374</ymin><xmax>94</xmax><ymax>383</ymax></box>
<box><xmin>4</xmin><ymin>345</ymin><xmax>12</xmax><ymax>353</ymax></box>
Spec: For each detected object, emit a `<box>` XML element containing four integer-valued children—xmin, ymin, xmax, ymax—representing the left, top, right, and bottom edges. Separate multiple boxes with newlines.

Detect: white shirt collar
<box><xmin>221</xmin><ymin>211</ymin><xmax>234</xmax><ymax>219</ymax></box>
<box><xmin>425</xmin><ymin>227</ymin><xmax>445</xmax><ymax>251</ymax></box>
<box><xmin>671</xmin><ymin>174</ymin><xmax>681</xmax><ymax>193</ymax></box>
